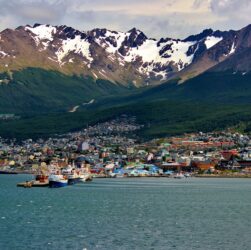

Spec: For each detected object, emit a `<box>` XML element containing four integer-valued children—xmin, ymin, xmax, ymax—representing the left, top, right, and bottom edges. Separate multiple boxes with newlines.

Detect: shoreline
<box><xmin>2</xmin><ymin>172</ymin><xmax>251</xmax><ymax>179</ymax></box>
<box><xmin>194</xmin><ymin>174</ymin><xmax>251</xmax><ymax>178</ymax></box>
<box><xmin>94</xmin><ymin>175</ymin><xmax>251</xmax><ymax>179</ymax></box>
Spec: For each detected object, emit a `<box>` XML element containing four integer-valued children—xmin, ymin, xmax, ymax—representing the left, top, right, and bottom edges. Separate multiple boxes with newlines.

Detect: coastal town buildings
<box><xmin>1</xmin><ymin>116</ymin><xmax>251</xmax><ymax>177</ymax></box>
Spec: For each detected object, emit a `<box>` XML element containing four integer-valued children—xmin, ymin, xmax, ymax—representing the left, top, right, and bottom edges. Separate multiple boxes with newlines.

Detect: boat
<box><xmin>173</xmin><ymin>173</ymin><xmax>185</xmax><ymax>179</ymax></box>
<box><xmin>62</xmin><ymin>166</ymin><xmax>81</xmax><ymax>185</ymax></box>
<box><xmin>48</xmin><ymin>174</ymin><xmax>68</xmax><ymax>188</ymax></box>
<box><xmin>17</xmin><ymin>180</ymin><xmax>49</xmax><ymax>188</ymax></box>
<box><xmin>17</xmin><ymin>172</ymin><xmax>49</xmax><ymax>188</ymax></box>
<box><xmin>115</xmin><ymin>174</ymin><xmax>125</xmax><ymax>178</ymax></box>
<box><xmin>184</xmin><ymin>173</ymin><xmax>191</xmax><ymax>178</ymax></box>
<box><xmin>79</xmin><ymin>173</ymin><xmax>93</xmax><ymax>182</ymax></box>
<box><xmin>35</xmin><ymin>174</ymin><xmax>48</xmax><ymax>183</ymax></box>
<box><xmin>67</xmin><ymin>173</ymin><xmax>81</xmax><ymax>185</ymax></box>
<box><xmin>108</xmin><ymin>172</ymin><xmax>117</xmax><ymax>178</ymax></box>
<box><xmin>17</xmin><ymin>181</ymin><xmax>33</xmax><ymax>188</ymax></box>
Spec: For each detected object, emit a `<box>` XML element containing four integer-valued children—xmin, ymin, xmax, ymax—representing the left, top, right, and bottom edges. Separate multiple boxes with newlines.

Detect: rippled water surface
<box><xmin>0</xmin><ymin>175</ymin><xmax>251</xmax><ymax>250</ymax></box>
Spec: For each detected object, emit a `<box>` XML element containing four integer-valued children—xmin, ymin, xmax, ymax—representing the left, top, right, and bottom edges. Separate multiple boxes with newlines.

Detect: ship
<box><xmin>79</xmin><ymin>173</ymin><xmax>93</xmax><ymax>182</ymax></box>
<box><xmin>62</xmin><ymin>166</ymin><xmax>81</xmax><ymax>185</ymax></box>
<box><xmin>173</xmin><ymin>173</ymin><xmax>185</xmax><ymax>179</ymax></box>
<box><xmin>48</xmin><ymin>174</ymin><xmax>68</xmax><ymax>188</ymax></box>
<box><xmin>67</xmin><ymin>173</ymin><xmax>81</xmax><ymax>185</ymax></box>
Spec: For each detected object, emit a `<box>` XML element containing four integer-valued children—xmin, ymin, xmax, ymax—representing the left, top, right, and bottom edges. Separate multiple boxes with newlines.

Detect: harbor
<box><xmin>16</xmin><ymin>166</ymin><xmax>93</xmax><ymax>188</ymax></box>
<box><xmin>1</xmin><ymin>116</ymin><xmax>251</xmax><ymax>187</ymax></box>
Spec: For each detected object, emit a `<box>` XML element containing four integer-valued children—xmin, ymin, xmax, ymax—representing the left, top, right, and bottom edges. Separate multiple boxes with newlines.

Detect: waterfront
<box><xmin>0</xmin><ymin>175</ymin><xmax>251</xmax><ymax>250</ymax></box>
<box><xmin>2</xmin><ymin>118</ymin><xmax>251</xmax><ymax>179</ymax></box>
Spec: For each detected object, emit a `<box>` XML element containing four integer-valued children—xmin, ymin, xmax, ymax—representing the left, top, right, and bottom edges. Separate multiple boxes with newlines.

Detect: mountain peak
<box><xmin>1</xmin><ymin>23</ymin><xmax>251</xmax><ymax>86</ymax></box>
<box><xmin>33</xmin><ymin>23</ymin><xmax>43</xmax><ymax>28</ymax></box>
<box><xmin>241</xmin><ymin>23</ymin><xmax>251</xmax><ymax>32</ymax></box>
<box><xmin>184</xmin><ymin>28</ymin><xmax>214</xmax><ymax>42</ymax></box>
<box><xmin>124</xmin><ymin>28</ymin><xmax>148</xmax><ymax>48</ymax></box>
<box><xmin>128</xmin><ymin>27</ymin><xmax>141</xmax><ymax>34</ymax></box>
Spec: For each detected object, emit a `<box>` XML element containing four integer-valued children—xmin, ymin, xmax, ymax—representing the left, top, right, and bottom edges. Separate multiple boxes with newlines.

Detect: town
<box><xmin>1</xmin><ymin>115</ymin><xmax>251</xmax><ymax>184</ymax></box>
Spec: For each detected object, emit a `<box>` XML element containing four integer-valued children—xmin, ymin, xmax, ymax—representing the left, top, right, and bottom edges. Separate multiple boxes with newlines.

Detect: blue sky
<box><xmin>0</xmin><ymin>0</ymin><xmax>251</xmax><ymax>38</ymax></box>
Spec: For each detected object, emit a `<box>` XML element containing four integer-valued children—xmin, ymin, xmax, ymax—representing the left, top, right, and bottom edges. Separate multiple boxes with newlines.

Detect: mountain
<box><xmin>178</xmin><ymin>25</ymin><xmax>251</xmax><ymax>81</ymax></box>
<box><xmin>0</xmin><ymin>23</ymin><xmax>241</xmax><ymax>86</ymax></box>
<box><xmin>0</xmin><ymin>68</ymin><xmax>131</xmax><ymax>114</ymax></box>
<box><xmin>1</xmin><ymin>70</ymin><xmax>251</xmax><ymax>139</ymax></box>
<box><xmin>1</xmin><ymin>24</ymin><xmax>251</xmax><ymax>139</ymax></box>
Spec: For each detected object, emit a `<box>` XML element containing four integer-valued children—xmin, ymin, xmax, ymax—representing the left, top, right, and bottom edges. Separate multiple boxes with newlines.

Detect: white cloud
<box><xmin>0</xmin><ymin>0</ymin><xmax>250</xmax><ymax>38</ymax></box>
<box><xmin>0</xmin><ymin>0</ymin><xmax>67</xmax><ymax>27</ymax></box>
<box><xmin>209</xmin><ymin>0</ymin><xmax>251</xmax><ymax>30</ymax></box>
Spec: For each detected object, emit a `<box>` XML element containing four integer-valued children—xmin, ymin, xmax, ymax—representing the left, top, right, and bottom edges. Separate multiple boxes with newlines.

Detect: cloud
<box><xmin>0</xmin><ymin>0</ymin><xmax>67</xmax><ymax>27</ymax></box>
<box><xmin>0</xmin><ymin>0</ymin><xmax>250</xmax><ymax>38</ymax></box>
<box><xmin>209</xmin><ymin>0</ymin><xmax>251</xmax><ymax>30</ymax></box>
<box><xmin>193</xmin><ymin>0</ymin><xmax>210</xmax><ymax>9</ymax></box>
<box><xmin>62</xmin><ymin>0</ymin><xmax>218</xmax><ymax>38</ymax></box>
<box><xmin>210</xmin><ymin>0</ymin><xmax>251</xmax><ymax>12</ymax></box>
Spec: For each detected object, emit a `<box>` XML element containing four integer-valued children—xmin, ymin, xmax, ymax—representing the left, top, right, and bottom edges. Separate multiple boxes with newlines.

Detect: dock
<box><xmin>17</xmin><ymin>181</ymin><xmax>49</xmax><ymax>188</ymax></box>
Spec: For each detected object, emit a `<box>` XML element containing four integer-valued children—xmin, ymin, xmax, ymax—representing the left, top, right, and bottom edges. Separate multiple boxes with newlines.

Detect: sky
<box><xmin>0</xmin><ymin>0</ymin><xmax>251</xmax><ymax>39</ymax></box>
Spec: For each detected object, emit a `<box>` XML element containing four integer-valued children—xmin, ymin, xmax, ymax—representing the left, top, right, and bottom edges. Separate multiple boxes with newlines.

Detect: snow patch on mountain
<box><xmin>106</xmin><ymin>31</ymin><xmax>127</xmax><ymax>52</ymax></box>
<box><xmin>229</xmin><ymin>42</ymin><xmax>236</xmax><ymax>55</ymax></box>
<box><xmin>92</xmin><ymin>71</ymin><xmax>98</xmax><ymax>79</ymax></box>
<box><xmin>95</xmin><ymin>30</ymin><xmax>127</xmax><ymax>54</ymax></box>
<box><xmin>204</xmin><ymin>36</ymin><xmax>223</xmax><ymax>49</ymax></box>
<box><xmin>21</xmin><ymin>25</ymin><xmax>229</xmax><ymax>81</ymax></box>
<box><xmin>124</xmin><ymin>39</ymin><xmax>195</xmax><ymax>73</ymax></box>
<box><xmin>1</xmin><ymin>23</ymin><xmax>240</xmax><ymax>84</ymax></box>
<box><xmin>56</xmin><ymin>35</ymin><xmax>93</xmax><ymax>65</ymax></box>
<box><xmin>25</xmin><ymin>25</ymin><xmax>56</xmax><ymax>45</ymax></box>
<box><xmin>48</xmin><ymin>57</ymin><xmax>58</xmax><ymax>63</ymax></box>
<box><xmin>161</xmin><ymin>40</ymin><xmax>196</xmax><ymax>69</ymax></box>
<box><xmin>93</xmin><ymin>29</ymin><xmax>196</xmax><ymax>76</ymax></box>
<box><xmin>0</xmin><ymin>51</ymin><xmax>8</xmax><ymax>57</ymax></box>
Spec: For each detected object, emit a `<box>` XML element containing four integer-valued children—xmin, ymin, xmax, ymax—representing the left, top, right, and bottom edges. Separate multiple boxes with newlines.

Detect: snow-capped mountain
<box><xmin>0</xmin><ymin>23</ymin><xmax>249</xmax><ymax>86</ymax></box>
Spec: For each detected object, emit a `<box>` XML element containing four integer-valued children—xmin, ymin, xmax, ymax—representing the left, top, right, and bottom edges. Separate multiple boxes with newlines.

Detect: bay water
<box><xmin>0</xmin><ymin>175</ymin><xmax>250</xmax><ymax>250</ymax></box>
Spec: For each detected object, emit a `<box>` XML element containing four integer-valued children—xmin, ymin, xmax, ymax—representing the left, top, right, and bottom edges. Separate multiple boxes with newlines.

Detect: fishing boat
<box><xmin>62</xmin><ymin>167</ymin><xmax>81</xmax><ymax>185</ymax></box>
<box><xmin>67</xmin><ymin>173</ymin><xmax>81</xmax><ymax>185</ymax></box>
<box><xmin>79</xmin><ymin>173</ymin><xmax>93</xmax><ymax>182</ymax></box>
<box><xmin>48</xmin><ymin>174</ymin><xmax>68</xmax><ymax>188</ymax></box>
<box><xmin>35</xmin><ymin>173</ymin><xmax>48</xmax><ymax>183</ymax></box>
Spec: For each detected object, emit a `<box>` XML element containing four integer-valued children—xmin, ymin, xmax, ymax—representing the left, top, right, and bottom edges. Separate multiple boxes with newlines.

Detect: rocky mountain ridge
<box><xmin>0</xmin><ymin>23</ymin><xmax>250</xmax><ymax>86</ymax></box>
